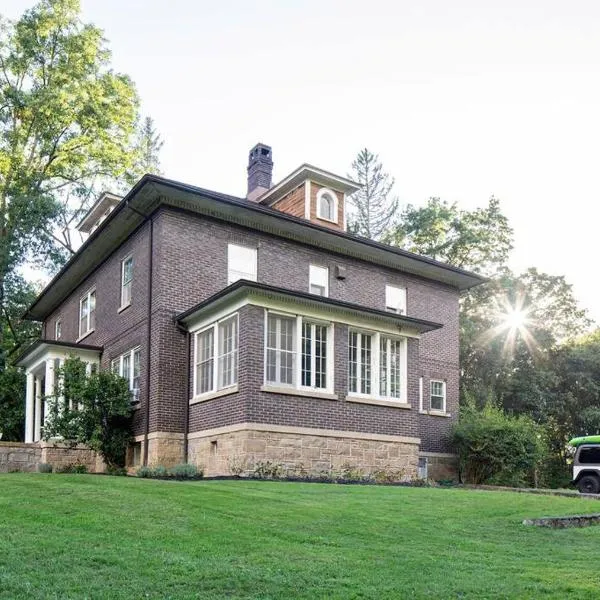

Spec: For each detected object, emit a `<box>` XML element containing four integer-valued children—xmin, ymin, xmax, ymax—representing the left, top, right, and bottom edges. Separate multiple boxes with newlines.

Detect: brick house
<box><xmin>17</xmin><ymin>144</ymin><xmax>484</xmax><ymax>479</ymax></box>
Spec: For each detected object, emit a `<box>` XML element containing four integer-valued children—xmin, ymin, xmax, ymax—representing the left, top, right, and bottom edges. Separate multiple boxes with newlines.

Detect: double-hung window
<box><xmin>265</xmin><ymin>312</ymin><xmax>333</xmax><ymax>392</ymax></box>
<box><xmin>79</xmin><ymin>289</ymin><xmax>96</xmax><ymax>338</ymax></box>
<box><xmin>121</xmin><ymin>256</ymin><xmax>133</xmax><ymax>308</ymax></box>
<box><xmin>111</xmin><ymin>347</ymin><xmax>141</xmax><ymax>402</ymax></box>
<box><xmin>385</xmin><ymin>285</ymin><xmax>407</xmax><ymax>315</ymax></box>
<box><xmin>228</xmin><ymin>244</ymin><xmax>257</xmax><ymax>284</ymax></box>
<box><xmin>430</xmin><ymin>380</ymin><xmax>446</xmax><ymax>412</ymax></box>
<box><xmin>55</xmin><ymin>319</ymin><xmax>62</xmax><ymax>340</ymax></box>
<box><xmin>348</xmin><ymin>329</ymin><xmax>407</xmax><ymax>402</ymax></box>
<box><xmin>309</xmin><ymin>265</ymin><xmax>329</xmax><ymax>297</ymax></box>
<box><xmin>194</xmin><ymin>314</ymin><xmax>238</xmax><ymax>397</ymax></box>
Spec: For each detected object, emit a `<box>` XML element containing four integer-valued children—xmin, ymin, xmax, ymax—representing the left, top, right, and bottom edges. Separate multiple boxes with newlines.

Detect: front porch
<box><xmin>16</xmin><ymin>340</ymin><xmax>103</xmax><ymax>443</ymax></box>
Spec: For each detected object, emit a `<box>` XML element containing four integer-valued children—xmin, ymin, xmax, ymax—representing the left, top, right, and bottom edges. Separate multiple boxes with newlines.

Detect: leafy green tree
<box><xmin>347</xmin><ymin>148</ymin><xmax>399</xmax><ymax>240</ymax></box>
<box><xmin>43</xmin><ymin>357</ymin><xmax>133</xmax><ymax>469</ymax></box>
<box><xmin>0</xmin><ymin>0</ymin><xmax>140</xmax><ymax>363</ymax></box>
<box><xmin>452</xmin><ymin>400</ymin><xmax>547</xmax><ymax>486</ymax></box>
<box><xmin>384</xmin><ymin>196</ymin><xmax>513</xmax><ymax>276</ymax></box>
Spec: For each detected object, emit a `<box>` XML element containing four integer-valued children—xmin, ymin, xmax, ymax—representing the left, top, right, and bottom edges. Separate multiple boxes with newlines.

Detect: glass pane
<box><xmin>315</xmin><ymin>325</ymin><xmax>327</xmax><ymax>389</ymax></box>
<box><xmin>132</xmin><ymin>349</ymin><xmax>140</xmax><ymax>391</ymax></box>
<box><xmin>361</xmin><ymin>334</ymin><xmax>371</xmax><ymax>394</ymax></box>
<box><xmin>348</xmin><ymin>331</ymin><xmax>358</xmax><ymax>393</ymax></box>
<box><xmin>122</xmin><ymin>354</ymin><xmax>131</xmax><ymax>385</ymax></box>
<box><xmin>380</xmin><ymin>337</ymin><xmax>388</xmax><ymax>397</ymax></box>
<box><xmin>302</xmin><ymin>322</ymin><xmax>311</xmax><ymax>387</ymax></box>
<box><xmin>389</xmin><ymin>339</ymin><xmax>401</xmax><ymax>399</ymax></box>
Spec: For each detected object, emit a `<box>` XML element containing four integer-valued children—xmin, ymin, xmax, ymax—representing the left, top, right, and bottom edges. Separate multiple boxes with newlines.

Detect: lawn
<box><xmin>1</xmin><ymin>476</ymin><xmax>600</xmax><ymax>599</ymax></box>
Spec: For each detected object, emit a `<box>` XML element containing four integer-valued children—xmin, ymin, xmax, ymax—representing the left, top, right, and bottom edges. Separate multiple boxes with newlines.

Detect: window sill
<box><xmin>345</xmin><ymin>395</ymin><xmax>411</xmax><ymax>409</ymax></box>
<box><xmin>419</xmin><ymin>410</ymin><xmax>452</xmax><ymax>418</ymax></box>
<box><xmin>118</xmin><ymin>303</ymin><xmax>131</xmax><ymax>314</ymax></box>
<box><xmin>190</xmin><ymin>385</ymin><xmax>238</xmax><ymax>405</ymax></box>
<box><xmin>316</xmin><ymin>215</ymin><xmax>339</xmax><ymax>225</ymax></box>
<box><xmin>260</xmin><ymin>385</ymin><xmax>338</xmax><ymax>401</ymax></box>
<box><xmin>76</xmin><ymin>329</ymin><xmax>94</xmax><ymax>343</ymax></box>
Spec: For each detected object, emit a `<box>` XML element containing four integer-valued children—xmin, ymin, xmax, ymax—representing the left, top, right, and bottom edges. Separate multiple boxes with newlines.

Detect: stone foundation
<box><xmin>188</xmin><ymin>424</ymin><xmax>420</xmax><ymax>479</ymax></box>
<box><xmin>0</xmin><ymin>442</ymin><xmax>42</xmax><ymax>472</ymax></box>
<box><xmin>421</xmin><ymin>452</ymin><xmax>458</xmax><ymax>481</ymax></box>
<box><xmin>144</xmin><ymin>432</ymin><xmax>185</xmax><ymax>467</ymax></box>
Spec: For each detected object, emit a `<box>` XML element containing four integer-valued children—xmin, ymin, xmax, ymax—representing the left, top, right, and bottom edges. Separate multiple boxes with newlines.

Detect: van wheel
<box><xmin>577</xmin><ymin>475</ymin><xmax>600</xmax><ymax>494</ymax></box>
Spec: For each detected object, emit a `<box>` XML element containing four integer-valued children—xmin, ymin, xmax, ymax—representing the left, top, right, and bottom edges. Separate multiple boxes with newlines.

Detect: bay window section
<box><xmin>193</xmin><ymin>314</ymin><xmax>238</xmax><ymax>398</ymax></box>
<box><xmin>348</xmin><ymin>330</ymin><xmax>407</xmax><ymax>403</ymax></box>
<box><xmin>265</xmin><ymin>312</ymin><xmax>334</xmax><ymax>394</ymax></box>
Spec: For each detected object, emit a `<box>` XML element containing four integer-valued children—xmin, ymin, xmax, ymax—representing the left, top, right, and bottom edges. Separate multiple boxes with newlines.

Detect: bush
<box><xmin>452</xmin><ymin>402</ymin><xmax>547</xmax><ymax>487</ymax></box>
<box><xmin>252</xmin><ymin>461</ymin><xmax>283</xmax><ymax>479</ymax></box>
<box><xmin>106</xmin><ymin>466</ymin><xmax>127</xmax><ymax>476</ymax></box>
<box><xmin>169</xmin><ymin>464</ymin><xmax>201</xmax><ymax>480</ymax></box>
<box><xmin>56</xmin><ymin>463</ymin><xmax>88</xmax><ymax>474</ymax></box>
<box><xmin>38</xmin><ymin>463</ymin><xmax>53</xmax><ymax>473</ymax></box>
<box><xmin>136</xmin><ymin>466</ymin><xmax>152</xmax><ymax>478</ymax></box>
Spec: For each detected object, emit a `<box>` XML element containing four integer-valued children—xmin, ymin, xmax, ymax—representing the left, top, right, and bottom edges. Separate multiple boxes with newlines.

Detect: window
<box><xmin>194</xmin><ymin>314</ymin><xmax>238</xmax><ymax>397</ymax></box>
<box><xmin>385</xmin><ymin>285</ymin><xmax>406</xmax><ymax>315</ymax></box>
<box><xmin>578</xmin><ymin>447</ymin><xmax>600</xmax><ymax>465</ymax></box>
<box><xmin>348</xmin><ymin>329</ymin><xmax>407</xmax><ymax>402</ymax></box>
<box><xmin>348</xmin><ymin>331</ymin><xmax>372</xmax><ymax>395</ymax></box>
<box><xmin>266</xmin><ymin>314</ymin><xmax>295</xmax><ymax>385</ymax></box>
<box><xmin>265</xmin><ymin>312</ymin><xmax>333</xmax><ymax>392</ymax></box>
<box><xmin>112</xmin><ymin>347</ymin><xmax>141</xmax><ymax>402</ymax></box>
<box><xmin>309</xmin><ymin>265</ymin><xmax>329</xmax><ymax>297</ymax></box>
<box><xmin>79</xmin><ymin>289</ymin><xmax>96</xmax><ymax>338</ymax></box>
<box><xmin>228</xmin><ymin>244</ymin><xmax>257</xmax><ymax>284</ymax></box>
<box><xmin>316</xmin><ymin>188</ymin><xmax>338</xmax><ymax>223</ymax></box>
<box><xmin>430</xmin><ymin>380</ymin><xmax>446</xmax><ymax>412</ymax></box>
<box><xmin>55</xmin><ymin>319</ymin><xmax>62</xmax><ymax>340</ymax></box>
<box><xmin>121</xmin><ymin>256</ymin><xmax>133</xmax><ymax>307</ymax></box>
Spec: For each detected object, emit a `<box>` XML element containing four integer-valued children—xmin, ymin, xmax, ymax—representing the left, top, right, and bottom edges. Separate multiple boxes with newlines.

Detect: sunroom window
<box><xmin>194</xmin><ymin>314</ymin><xmax>238</xmax><ymax>397</ymax></box>
<box><xmin>265</xmin><ymin>312</ymin><xmax>333</xmax><ymax>392</ymax></box>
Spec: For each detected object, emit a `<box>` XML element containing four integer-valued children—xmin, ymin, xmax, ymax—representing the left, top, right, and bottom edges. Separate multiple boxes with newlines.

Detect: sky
<box><xmin>4</xmin><ymin>0</ymin><xmax>600</xmax><ymax>322</ymax></box>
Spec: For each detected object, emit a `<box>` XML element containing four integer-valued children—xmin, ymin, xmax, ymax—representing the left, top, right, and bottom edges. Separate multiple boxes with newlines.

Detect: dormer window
<box><xmin>316</xmin><ymin>188</ymin><xmax>338</xmax><ymax>223</ymax></box>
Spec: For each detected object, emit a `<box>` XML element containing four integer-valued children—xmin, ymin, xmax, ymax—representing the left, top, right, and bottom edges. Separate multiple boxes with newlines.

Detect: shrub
<box><xmin>136</xmin><ymin>466</ymin><xmax>152</xmax><ymax>478</ymax></box>
<box><xmin>106</xmin><ymin>466</ymin><xmax>127</xmax><ymax>476</ymax></box>
<box><xmin>169</xmin><ymin>464</ymin><xmax>202</xmax><ymax>480</ymax></box>
<box><xmin>452</xmin><ymin>401</ymin><xmax>547</xmax><ymax>487</ymax></box>
<box><xmin>38</xmin><ymin>463</ymin><xmax>53</xmax><ymax>473</ymax></box>
<box><xmin>340</xmin><ymin>463</ymin><xmax>365</xmax><ymax>482</ymax></box>
<box><xmin>252</xmin><ymin>460</ymin><xmax>283</xmax><ymax>479</ymax></box>
<box><xmin>152</xmin><ymin>465</ymin><xmax>168</xmax><ymax>478</ymax></box>
<box><xmin>56</xmin><ymin>463</ymin><xmax>88</xmax><ymax>474</ymax></box>
<box><xmin>227</xmin><ymin>455</ymin><xmax>248</xmax><ymax>477</ymax></box>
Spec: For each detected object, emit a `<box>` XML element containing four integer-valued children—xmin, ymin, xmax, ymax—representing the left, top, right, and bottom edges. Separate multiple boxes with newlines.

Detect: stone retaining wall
<box><xmin>0</xmin><ymin>442</ymin><xmax>42</xmax><ymax>473</ymax></box>
<box><xmin>188</xmin><ymin>425</ymin><xmax>419</xmax><ymax>478</ymax></box>
<box><xmin>0</xmin><ymin>441</ymin><xmax>104</xmax><ymax>473</ymax></box>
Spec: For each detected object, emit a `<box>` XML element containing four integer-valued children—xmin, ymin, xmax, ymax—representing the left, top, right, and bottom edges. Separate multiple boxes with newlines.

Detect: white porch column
<box><xmin>44</xmin><ymin>358</ymin><xmax>56</xmax><ymax>427</ymax></box>
<box><xmin>25</xmin><ymin>372</ymin><xmax>35</xmax><ymax>443</ymax></box>
<box><xmin>34</xmin><ymin>377</ymin><xmax>42</xmax><ymax>442</ymax></box>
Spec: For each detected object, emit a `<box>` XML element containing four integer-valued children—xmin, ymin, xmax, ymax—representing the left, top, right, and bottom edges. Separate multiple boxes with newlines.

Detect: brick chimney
<box><xmin>247</xmin><ymin>143</ymin><xmax>273</xmax><ymax>201</ymax></box>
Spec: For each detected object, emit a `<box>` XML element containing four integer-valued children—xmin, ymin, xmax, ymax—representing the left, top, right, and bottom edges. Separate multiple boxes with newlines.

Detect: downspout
<box><xmin>124</xmin><ymin>200</ymin><xmax>153</xmax><ymax>467</ymax></box>
<box><xmin>182</xmin><ymin>327</ymin><xmax>191</xmax><ymax>463</ymax></box>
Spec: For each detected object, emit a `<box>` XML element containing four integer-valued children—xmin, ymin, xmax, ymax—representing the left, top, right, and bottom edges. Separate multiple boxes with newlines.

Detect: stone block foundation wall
<box><xmin>187</xmin><ymin>424</ymin><xmax>420</xmax><ymax>478</ymax></box>
<box><xmin>142</xmin><ymin>432</ymin><xmax>185</xmax><ymax>467</ymax></box>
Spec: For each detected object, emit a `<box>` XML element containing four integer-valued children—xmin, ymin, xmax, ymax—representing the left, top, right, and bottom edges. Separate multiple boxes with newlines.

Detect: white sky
<box><xmin>4</xmin><ymin>0</ymin><xmax>600</xmax><ymax>322</ymax></box>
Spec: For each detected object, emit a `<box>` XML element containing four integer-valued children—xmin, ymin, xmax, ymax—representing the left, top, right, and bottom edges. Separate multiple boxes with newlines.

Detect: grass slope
<box><xmin>1</xmin><ymin>475</ymin><xmax>600</xmax><ymax>599</ymax></box>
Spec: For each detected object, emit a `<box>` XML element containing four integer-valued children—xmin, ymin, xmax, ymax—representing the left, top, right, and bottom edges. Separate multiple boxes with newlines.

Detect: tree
<box><xmin>0</xmin><ymin>0</ymin><xmax>140</xmax><ymax>366</ymax></box>
<box><xmin>384</xmin><ymin>196</ymin><xmax>513</xmax><ymax>276</ymax></box>
<box><xmin>124</xmin><ymin>116</ymin><xmax>163</xmax><ymax>186</ymax></box>
<box><xmin>43</xmin><ymin>357</ymin><xmax>133</xmax><ymax>469</ymax></box>
<box><xmin>347</xmin><ymin>148</ymin><xmax>399</xmax><ymax>240</ymax></box>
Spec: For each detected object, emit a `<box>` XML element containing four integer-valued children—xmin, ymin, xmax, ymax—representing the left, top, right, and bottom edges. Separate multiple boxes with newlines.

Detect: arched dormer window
<box><xmin>316</xmin><ymin>188</ymin><xmax>338</xmax><ymax>223</ymax></box>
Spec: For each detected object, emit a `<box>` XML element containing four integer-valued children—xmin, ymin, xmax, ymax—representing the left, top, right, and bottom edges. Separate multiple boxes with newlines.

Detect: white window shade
<box><xmin>228</xmin><ymin>244</ymin><xmax>257</xmax><ymax>284</ymax></box>
<box><xmin>309</xmin><ymin>265</ymin><xmax>329</xmax><ymax>297</ymax></box>
<box><xmin>385</xmin><ymin>285</ymin><xmax>406</xmax><ymax>314</ymax></box>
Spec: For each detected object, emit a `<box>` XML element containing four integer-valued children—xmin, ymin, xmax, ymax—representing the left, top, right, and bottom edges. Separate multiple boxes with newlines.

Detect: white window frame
<box><xmin>316</xmin><ymin>188</ymin><xmax>338</xmax><ymax>223</ymax></box>
<box><xmin>227</xmin><ymin>244</ymin><xmax>257</xmax><ymax>285</ymax></box>
<box><xmin>348</xmin><ymin>328</ymin><xmax>408</xmax><ymax>403</ymax></box>
<box><xmin>120</xmin><ymin>255</ymin><xmax>133</xmax><ymax>309</ymax></box>
<box><xmin>55</xmin><ymin>318</ymin><xmax>62</xmax><ymax>340</ymax></box>
<box><xmin>193</xmin><ymin>313</ymin><xmax>239</xmax><ymax>399</ymax></box>
<box><xmin>264</xmin><ymin>310</ymin><xmax>334</xmax><ymax>394</ymax></box>
<box><xmin>78</xmin><ymin>288</ymin><xmax>96</xmax><ymax>339</ymax></box>
<box><xmin>430</xmin><ymin>380</ymin><xmax>446</xmax><ymax>413</ymax></box>
<box><xmin>111</xmin><ymin>347</ymin><xmax>141</xmax><ymax>403</ymax></box>
<box><xmin>385</xmin><ymin>285</ymin><xmax>407</xmax><ymax>315</ymax></box>
<box><xmin>309</xmin><ymin>264</ymin><xmax>329</xmax><ymax>297</ymax></box>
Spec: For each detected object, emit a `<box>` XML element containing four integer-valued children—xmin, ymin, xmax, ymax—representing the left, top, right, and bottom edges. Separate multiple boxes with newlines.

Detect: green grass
<box><xmin>1</xmin><ymin>476</ymin><xmax>600</xmax><ymax>599</ymax></box>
